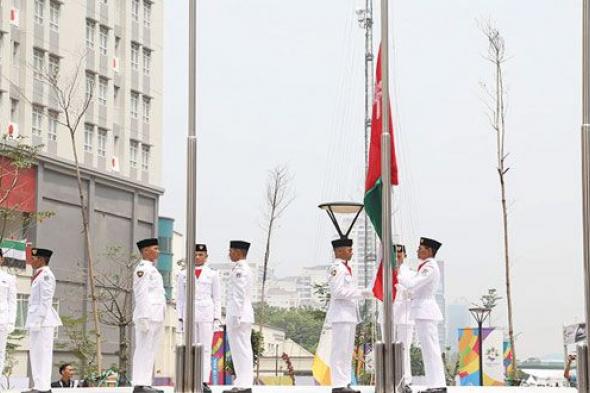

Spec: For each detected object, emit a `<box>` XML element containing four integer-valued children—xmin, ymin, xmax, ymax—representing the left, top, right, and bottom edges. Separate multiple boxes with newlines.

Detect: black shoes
<box><xmin>422</xmin><ymin>388</ymin><xmax>447</xmax><ymax>393</ymax></box>
<box><xmin>202</xmin><ymin>382</ymin><xmax>212</xmax><ymax>393</ymax></box>
<box><xmin>332</xmin><ymin>386</ymin><xmax>361</xmax><ymax>393</ymax></box>
<box><xmin>221</xmin><ymin>388</ymin><xmax>253</xmax><ymax>393</ymax></box>
<box><xmin>133</xmin><ymin>386</ymin><xmax>164</xmax><ymax>393</ymax></box>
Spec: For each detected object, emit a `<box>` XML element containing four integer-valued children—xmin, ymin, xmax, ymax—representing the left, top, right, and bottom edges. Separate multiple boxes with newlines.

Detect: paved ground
<box><xmin>5</xmin><ymin>387</ymin><xmax>579</xmax><ymax>393</ymax></box>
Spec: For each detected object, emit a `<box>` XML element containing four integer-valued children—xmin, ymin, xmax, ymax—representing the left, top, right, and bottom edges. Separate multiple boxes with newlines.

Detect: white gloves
<box><xmin>138</xmin><ymin>318</ymin><xmax>150</xmax><ymax>333</ymax></box>
<box><xmin>361</xmin><ymin>288</ymin><xmax>374</xmax><ymax>299</ymax></box>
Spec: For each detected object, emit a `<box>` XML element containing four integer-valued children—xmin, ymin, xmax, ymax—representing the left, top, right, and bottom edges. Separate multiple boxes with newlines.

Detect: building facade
<box><xmin>0</xmin><ymin>0</ymin><xmax>164</xmax><ymax>385</ymax></box>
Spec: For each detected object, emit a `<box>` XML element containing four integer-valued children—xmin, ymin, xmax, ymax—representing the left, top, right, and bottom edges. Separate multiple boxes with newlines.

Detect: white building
<box><xmin>350</xmin><ymin>214</ymin><xmax>378</xmax><ymax>288</ymax></box>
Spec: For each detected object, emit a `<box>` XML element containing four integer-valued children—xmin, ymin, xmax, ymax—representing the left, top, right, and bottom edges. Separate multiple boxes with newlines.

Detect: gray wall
<box><xmin>34</xmin><ymin>156</ymin><xmax>162</xmax><ymax>372</ymax></box>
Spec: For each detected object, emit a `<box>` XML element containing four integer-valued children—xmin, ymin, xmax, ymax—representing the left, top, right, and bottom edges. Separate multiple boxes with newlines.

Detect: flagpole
<box><xmin>580</xmin><ymin>1</ymin><xmax>590</xmax><ymax>391</ymax></box>
<box><xmin>184</xmin><ymin>0</ymin><xmax>198</xmax><ymax>391</ymax></box>
<box><xmin>380</xmin><ymin>0</ymin><xmax>396</xmax><ymax>392</ymax></box>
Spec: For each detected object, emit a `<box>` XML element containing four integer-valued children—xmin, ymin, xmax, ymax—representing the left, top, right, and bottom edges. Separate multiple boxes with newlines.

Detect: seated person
<box><xmin>51</xmin><ymin>363</ymin><xmax>89</xmax><ymax>388</ymax></box>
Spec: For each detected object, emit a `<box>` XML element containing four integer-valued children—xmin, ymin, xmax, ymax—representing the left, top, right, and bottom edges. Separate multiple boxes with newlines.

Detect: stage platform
<box><xmin>5</xmin><ymin>387</ymin><xmax>579</xmax><ymax>393</ymax></box>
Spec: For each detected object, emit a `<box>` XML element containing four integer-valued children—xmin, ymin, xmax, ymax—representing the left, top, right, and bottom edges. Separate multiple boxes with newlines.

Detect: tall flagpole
<box><xmin>580</xmin><ymin>1</ymin><xmax>590</xmax><ymax>391</ymax></box>
<box><xmin>184</xmin><ymin>0</ymin><xmax>198</xmax><ymax>391</ymax></box>
<box><xmin>380</xmin><ymin>0</ymin><xmax>395</xmax><ymax>392</ymax></box>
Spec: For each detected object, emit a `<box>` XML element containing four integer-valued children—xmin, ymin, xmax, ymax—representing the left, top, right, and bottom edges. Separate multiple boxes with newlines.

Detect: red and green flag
<box><xmin>366</xmin><ymin>46</ymin><xmax>399</xmax><ymax>301</ymax></box>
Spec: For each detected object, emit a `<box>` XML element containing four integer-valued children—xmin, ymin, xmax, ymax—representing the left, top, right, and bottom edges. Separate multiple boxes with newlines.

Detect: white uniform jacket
<box><xmin>25</xmin><ymin>266</ymin><xmax>62</xmax><ymax>329</ymax></box>
<box><xmin>133</xmin><ymin>260</ymin><xmax>166</xmax><ymax>322</ymax></box>
<box><xmin>326</xmin><ymin>260</ymin><xmax>364</xmax><ymax>325</ymax></box>
<box><xmin>226</xmin><ymin>260</ymin><xmax>254</xmax><ymax>324</ymax></box>
<box><xmin>176</xmin><ymin>266</ymin><xmax>221</xmax><ymax>322</ymax></box>
<box><xmin>397</xmin><ymin>259</ymin><xmax>442</xmax><ymax>321</ymax></box>
<box><xmin>377</xmin><ymin>283</ymin><xmax>414</xmax><ymax>326</ymax></box>
<box><xmin>0</xmin><ymin>270</ymin><xmax>17</xmax><ymax>327</ymax></box>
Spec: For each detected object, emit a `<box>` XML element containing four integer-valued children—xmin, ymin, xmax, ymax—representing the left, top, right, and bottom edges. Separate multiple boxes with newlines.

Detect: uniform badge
<box><xmin>330</xmin><ymin>268</ymin><xmax>337</xmax><ymax>276</ymax></box>
<box><xmin>137</xmin><ymin>271</ymin><xmax>144</xmax><ymax>278</ymax></box>
<box><xmin>236</xmin><ymin>272</ymin><xmax>242</xmax><ymax>278</ymax></box>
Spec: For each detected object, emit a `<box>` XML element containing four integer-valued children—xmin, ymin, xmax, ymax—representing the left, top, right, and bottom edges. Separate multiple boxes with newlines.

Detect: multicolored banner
<box><xmin>503</xmin><ymin>339</ymin><xmax>513</xmax><ymax>377</ymax></box>
<box><xmin>210</xmin><ymin>329</ymin><xmax>233</xmax><ymax>385</ymax></box>
<box><xmin>458</xmin><ymin>328</ymin><xmax>505</xmax><ymax>386</ymax></box>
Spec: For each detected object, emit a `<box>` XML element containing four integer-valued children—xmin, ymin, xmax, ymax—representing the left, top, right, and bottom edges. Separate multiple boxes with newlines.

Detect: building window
<box><xmin>15</xmin><ymin>294</ymin><xmax>28</xmax><ymax>331</ymax></box>
<box><xmin>84</xmin><ymin>124</ymin><xmax>94</xmax><ymax>153</ymax></box>
<box><xmin>32</xmin><ymin>106</ymin><xmax>43</xmax><ymax>137</ymax></box>
<box><xmin>142</xmin><ymin>48</ymin><xmax>151</xmax><ymax>75</ymax></box>
<box><xmin>86</xmin><ymin>72</ymin><xmax>95</xmax><ymax>101</ymax></box>
<box><xmin>130</xmin><ymin>92</ymin><xmax>139</xmax><ymax>118</ymax></box>
<box><xmin>10</xmin><ymin>99</ymin><xmax>18</xmax><ymax>122</ymax></box>
<box><xmin>143</xmin><ymin>1</ymin><xmax>152</xmax><ymax>28</ymax></box>
<box><xmin>129</xmin><ymin>140</ymin><xmax>138</xmax><ymax>168</ymax></box>
<box><xmin>34</xmin><ymin>0</ymin><xmax>44</xmax><ymax>25</ymax></box>
<box><xmin>97</xmin><ymin>129</ymin><xmax>107</xmax><ymax>157</ymax></box>
<box><xmin>49</xmin><ymin>1</ymin><xmax>59</xmax><ymax>31</ymax></box>
<box><xmin>98</xmin><ymin>78</ymin><xmax>108</xmax><ymax>105</ymax></box>
<box><xmin>99</xmin><ymin>26</ymin><xmax>108</xmax><ymax>56</ymax></box>
<box><xmin>141</xmin><ymin>144</ymin><xmax>150</xmax><ymax>171</ymax></box>
<box><xmin>47</xmin><ymin>55</ymin><xmax>60</xmax><ymax>80</ymax></box>
<box><xmin>47</xmin><ymin>110</ymin><xmax>58</xmax><ymax>141</ymax></box>
<box><xmin>131</xmin><ymin>42</ymin><xmax>139</xmax><ymax>70</ymax></box>
<box><xmin>86</xmin><ymin>20</ymin><xmax>95</xmax><ymax>50</ymax></box>
<box><xmin>131</xmin><ymin>0</ymin><xmax>139</xmax><ymax>21</ymax></box>
<box><xmin>33</xmin><ymin>48</ymin><xmax>44</xmax><ymax>81</ymax></box>
<box><xmin>142</xmin><ymin>96</ymin><xmax>151</xmax><ymax>123</ymax></box>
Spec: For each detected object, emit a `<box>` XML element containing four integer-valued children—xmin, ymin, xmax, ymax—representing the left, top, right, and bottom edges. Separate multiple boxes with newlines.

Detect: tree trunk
<box><xmin>119</xmin><ymin>323</ymin><xmax>129</xmax><ymax>385</ymax></box>
<box><xmin>499</xmin><ymin>172</ymin><xmax>517</xmax><ymax>381</ymax></box>
<box><xmin>68</xmin><ymin>131</ymin><xmax>102</xmax><ymax>372</ymax></box>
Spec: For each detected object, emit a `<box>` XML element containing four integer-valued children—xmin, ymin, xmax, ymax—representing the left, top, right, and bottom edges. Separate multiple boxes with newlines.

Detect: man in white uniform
<box><xmin>176</xmin><ymin>243</ymin><xmax>221</xmax><ymax>393</ymax></box>
<box><xmin>25</xmin><ymin>248</ymin><xmax>62</xmax><ymax>393</ymax></box>
<box><xmin>397</xmin><ymin>237</ymin><xmax>445</xmax><ymax>392</ymax></box>
<box><xmin>377</xmin><ymin>244</ymin><xmax>414</xmax><ymax>385</ymax></box>
<box><xmin>0</xmin><ymin>249</ymin><xmax>17</xmax><ymax>382</ymax></box>
<box><xmin>223</xmin><ymin>240</ymin><xmax>254</xmax><ymax>393</ymax></box>
<box><xmin>132</xmin><ymin>238</ymin><xmax>166</xmax><ymax>393</ymax></box>
<box><xmin>326</xmin><ymin>238</ymin><xmax>373</xmax><ymax>393</ymax></box>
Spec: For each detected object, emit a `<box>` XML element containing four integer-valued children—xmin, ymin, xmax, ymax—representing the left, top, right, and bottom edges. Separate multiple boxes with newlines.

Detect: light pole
<box><xmin>469</xmin><ymin>307</ymin><xmax>491</xmax><ymax>387</ymax></box>
<box><xmin>581</xmin><ymin>2</ymin><xmax>590</xmax><ymax>393</ymax></box>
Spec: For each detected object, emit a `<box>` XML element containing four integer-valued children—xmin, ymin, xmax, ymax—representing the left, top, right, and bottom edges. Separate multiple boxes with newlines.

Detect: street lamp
<box><xmin>469</xmin><ymin>307</ymin><xmax>492</xmax><ymax>387</ymax></box>
<box><xmin>318</xmin><ymin>202</ymin><xmax>364</xmax><ymax>239</ymax></box>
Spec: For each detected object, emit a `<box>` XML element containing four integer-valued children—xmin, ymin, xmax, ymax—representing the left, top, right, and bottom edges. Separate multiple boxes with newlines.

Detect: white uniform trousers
<box><xmin>415</xmin><ymin>319</ymin><xmax>445</xmax><ymax>388</ymax></box>
<box><xmin>226</xmin><ymin>321</ymin><xmax>253</xmax><ymax>388</ymax></box>
<box><xmin>330</xmin><ymin>322</ymin><xmax>356</xmax><ymax>388</ymax></box>
<box><xmin>0</xmin><ymin>328</ymin><xmax>9</xmax><ymax>382</ymax></box>
<box><xmin>132</xmin><ymin>321</ymin><xmax>164</xmax><ymax>386</ymax></box>
<box><xmin>30</xmin><ymin>327</ymin><xmax>55</xmax><ymax>391</ymax></box>
<box><xmin>194</xmin><ymin>322</ymin><xmax>214</xmax><ymax>384</ymax></box>
<box><xmin>395</xmin><ymin>323</ymin><xmax>414</xmax><ymax>384</ymax></box>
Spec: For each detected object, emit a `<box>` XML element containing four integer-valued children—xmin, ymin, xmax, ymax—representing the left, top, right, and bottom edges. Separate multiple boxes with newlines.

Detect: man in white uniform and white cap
<box><xmin>223</xmin><ymin>240</ymin><xmax>254</xmax><ymax>393</ymax></box>
<box><xmin>25</xmin><ymin>247</ymin><xmax>62</xmax><ymax>393</ymax></box>
<box><xmin>397</xmin><ymin>237</ymin><xmax>446</xmax><ymax>393</ymax></box>
<box><xmin>132</xmin><ymin>238</ymin><xmax>166</xmax><ymax>393</ymax></box>
<box><xmin>0</xmin><ymin>249</ymin><xmax>17</xmax><ymax>383</ymax></box>
<box><xmin>326</xmin><ymin>237</ymin><xmax>373</xmax><ymax>393</ymax></box>
<box><xmin>177</xmin><ymin>243</ymin><xmax>221</xmax><ymax>393</ymax></box>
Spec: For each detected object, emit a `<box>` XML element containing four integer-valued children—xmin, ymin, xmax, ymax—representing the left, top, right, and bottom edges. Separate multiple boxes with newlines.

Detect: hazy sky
<box><xmin>161</xmin><ymin>1</ymin><xmax>583</xmax><ymax>359</ymax></box>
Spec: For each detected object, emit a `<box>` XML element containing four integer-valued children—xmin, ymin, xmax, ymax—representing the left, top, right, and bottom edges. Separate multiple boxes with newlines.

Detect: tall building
<box><xmin>350</xmin><ymin>214</ymin><xmax>378</xmax><ymax>288</ymax></box>
<box><xmin>0</xmin><ymin>0</ymin><xmax>164</xmax><ymax>382</ymax></box>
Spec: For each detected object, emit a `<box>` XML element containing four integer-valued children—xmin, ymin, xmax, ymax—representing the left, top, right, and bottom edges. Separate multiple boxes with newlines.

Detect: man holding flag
<box><xmin>398</xmin><ymin>237</ymin><xmax>446</xmax><ymax>392</ymax></box>
<box><xmin>326</xmin><ymin>238</ymin><xmax>373</xmax><ymax>393</ymax></box>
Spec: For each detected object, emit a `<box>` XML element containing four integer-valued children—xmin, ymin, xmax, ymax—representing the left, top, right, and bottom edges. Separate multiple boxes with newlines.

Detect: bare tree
<box><xmin>94</xmin><ymin>247</ymin><xmax>138</xmax><ymax>385</ymax></box>
<box><xmin>480</xmin><ymin>21</ymin><xmax>518</xmax><ymax>382</ymax></box>
<box><xmin>256</xmin><ymin>165</ymin><xmax>293</xmax><ymax>382</ymax></box>
<box><xmin>42</xmin><ymin>53</ymin><xmax>104</xmax><ymax>371</ymax></box>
